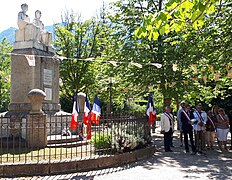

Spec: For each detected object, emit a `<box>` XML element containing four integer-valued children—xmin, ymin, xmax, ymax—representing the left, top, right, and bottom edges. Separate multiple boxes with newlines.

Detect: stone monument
<box><xmin>8</xmin><ymin>3</ymin><xmax>60</xmax><ymax>116</ymax></box>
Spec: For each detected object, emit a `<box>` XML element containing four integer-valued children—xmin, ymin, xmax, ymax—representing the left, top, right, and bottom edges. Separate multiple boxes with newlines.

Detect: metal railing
<box><xmin>0</xmin><ymin>113</ymin><xmax>151</xmax><ymax>164</ymax></box>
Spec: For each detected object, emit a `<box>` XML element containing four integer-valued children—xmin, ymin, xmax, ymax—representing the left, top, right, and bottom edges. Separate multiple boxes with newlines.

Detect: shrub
<box><xmin>91</xmin><ymin>133</ymin><xmax>111</xmax><ymax>150</ymax></box>
<box><xmin>111</xmin><ymin>121</ymin><xmax>151</xmax><ymax>153</ymax></box>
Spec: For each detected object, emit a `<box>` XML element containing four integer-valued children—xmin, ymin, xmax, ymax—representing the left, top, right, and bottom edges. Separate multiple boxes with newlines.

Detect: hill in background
<box><xmin>0</xmin><ymin>25</ymin><xmax>55</xmax><ymax>45</ymax></box>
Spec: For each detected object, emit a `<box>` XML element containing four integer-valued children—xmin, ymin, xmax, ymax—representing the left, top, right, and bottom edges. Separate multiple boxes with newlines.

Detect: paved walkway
<box><xmin>4</xmin><ymin>129</ymin><xmax>232</xmax><ymax>180</ymax></box>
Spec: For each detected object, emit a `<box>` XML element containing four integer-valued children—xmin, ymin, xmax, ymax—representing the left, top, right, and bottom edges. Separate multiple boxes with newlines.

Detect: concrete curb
<box><xmin>0</xmin><ymin>146</ymin><xmax>155</xmax><ymax>178</ymax></box>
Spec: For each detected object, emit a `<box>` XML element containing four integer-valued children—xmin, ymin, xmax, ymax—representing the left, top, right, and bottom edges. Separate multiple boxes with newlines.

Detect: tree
<box><xmin>0</xmin><ymin>38</ymin><xmax>12</xmax><ymax>112</ymax></box>
<box><xmin>108</xmin><ymin>0</ymin><xmax>231</xmax><ymax>109</ymax></box>
<box><xmin>54</xmin><ymin>10</ymin><xmax>114</xmax><ymax>112</ymax></box>
<box><xmin>108</xmin><ymin>0</ymin><xmax>197</xmax><ymax>107</ymax></box>
<box><xmin>180</xmin><ymin>0</ymin><xmax>232</xmax><ymax>106</ymax></box>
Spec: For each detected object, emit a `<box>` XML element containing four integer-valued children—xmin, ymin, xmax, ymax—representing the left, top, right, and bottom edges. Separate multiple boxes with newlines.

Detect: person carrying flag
<box><xmin>146</xmin><ymin>96</ymin><xmax>157</xmax><ymax>132</ymax></box>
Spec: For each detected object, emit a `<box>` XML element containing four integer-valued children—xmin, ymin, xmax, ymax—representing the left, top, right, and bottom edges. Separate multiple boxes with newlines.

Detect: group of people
<box><xmin>160</xmin><ymin>103</ymin><xmax>232</xmax><ymax>154</ymax></box>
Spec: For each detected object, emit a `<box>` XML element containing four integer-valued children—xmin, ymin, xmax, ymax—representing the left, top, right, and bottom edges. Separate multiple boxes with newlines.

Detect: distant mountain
<box><xmin>0</xmin><ymin>25</ymin><xmax>56</xmax><ymax>45</ymax></box>
<box><xmin>0</xmin><ymin>27</ymin><xmax>16</xmax><ymax>45</ymax></box>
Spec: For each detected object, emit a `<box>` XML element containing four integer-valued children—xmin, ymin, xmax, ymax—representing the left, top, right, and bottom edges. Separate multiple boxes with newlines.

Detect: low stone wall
<box><xmin>0</xmin><ymin>146</ymin><xmax>155</xmax><ymax>178</ymax></box>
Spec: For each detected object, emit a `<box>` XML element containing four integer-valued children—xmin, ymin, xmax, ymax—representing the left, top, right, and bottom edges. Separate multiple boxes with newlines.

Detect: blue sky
<box><xmin>0</xmin><ymin>0</ymin><xmax>114</xmax><ymax>32</ymax></box>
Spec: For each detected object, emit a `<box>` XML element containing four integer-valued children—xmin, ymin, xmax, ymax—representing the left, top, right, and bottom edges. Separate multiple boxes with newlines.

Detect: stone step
<box><xmin>47</xmin><ymin>135</ymin><xmax>80</xmax><ymax>144</ymax></box>
<box><xmin>46</xmin><ymin>140</ymin><xmax>90</xmax><ymax>148</ymax></box>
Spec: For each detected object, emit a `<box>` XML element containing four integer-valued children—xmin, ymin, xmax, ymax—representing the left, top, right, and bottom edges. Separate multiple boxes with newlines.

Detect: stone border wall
<box><xmin>0</xmin><ymin>146</ymin><xmax>155</xmax><ymax>178</ymax></box>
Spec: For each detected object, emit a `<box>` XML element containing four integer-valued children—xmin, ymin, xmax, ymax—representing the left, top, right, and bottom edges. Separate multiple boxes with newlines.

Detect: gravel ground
<box><xmin>3</xmin><ymin>128</ymin><xmax>232</xmax><ymax>180</ymax></box>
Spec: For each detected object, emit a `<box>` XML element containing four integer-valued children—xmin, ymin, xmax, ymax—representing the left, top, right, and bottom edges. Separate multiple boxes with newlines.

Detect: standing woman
<box><xmin>216</xmin><ymin>108</ymin><xmax>230</xmax><ymax>151</ymax></box>
<box><xmin>212</xmin><ymin>105</ymin><xmax>220</xmax><ymax>116</ymax></box>
<box><xmin>206</xmin><ymin>111</ymin><xmax>217</xmax><ymax>150</ymax></box>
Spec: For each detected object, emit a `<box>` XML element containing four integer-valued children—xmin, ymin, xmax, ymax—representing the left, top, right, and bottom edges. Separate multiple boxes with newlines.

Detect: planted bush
<box><xmin>91</xmin><ymin>133</ymin><xmax>111</xmax><ymax>150</ymax></box>
<box><xmin>111</xmin><ymin>121</ymin><xmax>151</xmax><ymax>153</ymax></box>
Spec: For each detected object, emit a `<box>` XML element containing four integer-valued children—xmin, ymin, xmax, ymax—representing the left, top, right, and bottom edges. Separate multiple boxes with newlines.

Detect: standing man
<box><xmin>181</xmin><ymin>104</ymin><xmax>196</xmax><ymax>153</ymax></box>
<box><xmin>193</xmin><ymin>103</ymin><xmax>207</xmax><ymax>154</ymax></box>
<box><xmin>161</xmin><ymin>106</ymin><xmax>174</xmax><ymax>152</ymax></box>
<box><xmin>177</xmin><ymin>102</ymin><xmax>185</xmax><ymax>147</ymax></box>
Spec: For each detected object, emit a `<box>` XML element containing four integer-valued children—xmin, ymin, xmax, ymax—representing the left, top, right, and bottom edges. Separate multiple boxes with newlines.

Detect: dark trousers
<box><xmin>164</xmin><ymin>128</ymin><xmax>172</xmax><ymax>151</ymax></box>
<box><xmin>180</xmin><ymin>131</ymin><xmax>183</xmax><ymax>145</ymax></box>
<box><xmin>170</xmin><ymin>131</ymin><xmax>174</xmax><ymax>147</ymax></box>
<box><xmin>230</xmin><ymin>129</ymin><xmax>232</xmax><ymax>147</ymax></box>
<box><xmin>183</xmin><ymin>130</ymin><xmax>196</xmax><ymax>152</ymax></box>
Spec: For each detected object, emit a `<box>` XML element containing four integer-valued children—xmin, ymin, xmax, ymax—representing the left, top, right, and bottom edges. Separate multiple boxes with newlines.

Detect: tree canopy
<box><xmin>0</xmin><ymin>38</ymin><xmax>12</xmax><ymax>112</ymax></box>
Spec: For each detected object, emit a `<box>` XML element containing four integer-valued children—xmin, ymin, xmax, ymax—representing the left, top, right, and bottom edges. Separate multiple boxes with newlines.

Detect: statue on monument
<box><xmin>15</xmin><ymin>3</ymin><xmax>52</xmax><ymax>47</ymax></box>
<box><xmin>17</xmin><ymin>3</ymin><xmax>31</xmax><ymax>29</ymax></box>
<box><xmin>33</xmin><ymin>10</ymin><xmax>52</xmax><ymax>46</ymax></box>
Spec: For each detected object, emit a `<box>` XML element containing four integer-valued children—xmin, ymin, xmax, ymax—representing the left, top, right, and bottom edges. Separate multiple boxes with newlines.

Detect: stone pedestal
<box><xmin>15</xmin><ymin>24</ymin><xmax>40</xmax><ymax>42</ymax></box>
<box><xmin>8</xmin><ymin>45</ymin><xmax>60</xmax><ymax>115</ymax></box>
<box><xmin>26</xmin><ymin>113</ymin><xmax>47</xmax><ymax>148</ymax></box>
<box><xmin>76</xmin><ymin>93</ymin><xmax>87</xmax><ymax>138</ymax></box>
<box><xmin>26</xmin><ymin>89</ymin><xmax>47</xmax><ymax>148</ymax></box>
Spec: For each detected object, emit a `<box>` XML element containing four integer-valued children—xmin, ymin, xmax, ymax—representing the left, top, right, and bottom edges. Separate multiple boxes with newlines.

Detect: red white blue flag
<box><xmin>146</xmin><ymin>96</ymin><xmax>157</xmax><ymax>124</ymax></box>
<box><xmin>70</xmin><ymin>94</ymin><xmax>79</xmax><ymax>130</ymax></box>
<box><xmin>91</xmin><ymin>95</ymin><xmax>101</xmax><ymax>125</ymax></box>
<box><xmin>83</xmin><ymin>95</ymin><xmax>91</xmax><ymax>125</ymax></box>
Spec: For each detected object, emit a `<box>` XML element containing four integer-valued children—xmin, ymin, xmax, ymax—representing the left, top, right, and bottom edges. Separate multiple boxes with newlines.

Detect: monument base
<box><xmin>14</xmin><ymin>40</ymin><xmax>55</xmax><ymax>53</ymax></box>
<box><xmin>7</xmin><ymin>102</ymin><xmax>61</xmax><ymax>116</ymax></box>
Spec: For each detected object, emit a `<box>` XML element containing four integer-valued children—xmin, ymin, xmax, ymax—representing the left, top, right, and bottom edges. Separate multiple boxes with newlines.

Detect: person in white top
<box><xmin>177</xmin><ymin>102</ymin><xmax>185</xmax><ymax>147</ymax></box>
<box><xmin>193</xmin><ymin>103</ymin><xmax>207</xmax><ymax>153</ymax></box>
<box><xmin>161</xmin><ymin>106</ymin><xmax>174</xmax><ymax>152</ymax></box>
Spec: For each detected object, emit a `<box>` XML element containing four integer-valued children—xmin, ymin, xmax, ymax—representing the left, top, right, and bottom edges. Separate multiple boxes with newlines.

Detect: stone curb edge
<box><xmin>0</xmin><ymin>146</ymin><xmax>155</xmax><ymax>178</ymax></box>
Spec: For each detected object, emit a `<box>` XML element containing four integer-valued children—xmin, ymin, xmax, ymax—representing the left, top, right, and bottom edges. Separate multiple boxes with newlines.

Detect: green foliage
<box><xmin>108</xmin><ymin>0</ymin><xmax>231</xmax><ymax>108</ymax></box>
<box><xmin>111</xmin><ymin>121</ymin><xmax>151</xmax><ymax>152</ymax></box>
<box><xmin>54</xmin><ymin>15</ymin><xmax>111</xmax><ymax>106</ymax></box>
<box><xmin>108</xmin><ymin>0</ymin><xmax>197</xmax><ymax>105</ymax></box>
<box><xmin>55</xmin><ymin>1</ymin><xmax>231</xmax><ymax>113</ymax></box>
<box><xmin>0</xmin><ymin>38</ymin><xmax>12</xmax><ymax>112</ymax></box>
<box><xmin>91</xmin><ymin>133</ymin><xmax>111</xmax><ymax>149</ymax></box>
<box><xmin>136</xmin><ymin>0</ymin><xmax>220</xmax><ymax>40</ymax></box>
<box><xmin>91</xmin><ymin>120</ymin><xmax>151</xmax><ymax>153</ymax></box>
<box><xmin>123</xmin><ymin>100</ymin><xmax>146</xmax><ymax>114</ymax></box>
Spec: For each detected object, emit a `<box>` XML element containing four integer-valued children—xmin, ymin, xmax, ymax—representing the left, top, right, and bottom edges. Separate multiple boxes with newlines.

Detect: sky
<box><xmin>0</xmin><ymin>0</ymin><xmax>114</xmax><ymax>32</ymax></box>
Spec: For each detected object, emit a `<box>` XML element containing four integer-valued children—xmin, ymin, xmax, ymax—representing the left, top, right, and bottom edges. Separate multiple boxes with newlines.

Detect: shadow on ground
<box><xmin>141</xmin><ymin>130</ymin><xmax>232</xmax><ymax>180</ymax></box>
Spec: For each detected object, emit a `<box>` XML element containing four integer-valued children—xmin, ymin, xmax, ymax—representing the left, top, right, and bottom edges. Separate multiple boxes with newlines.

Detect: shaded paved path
<box><xmin>4</xmin><ymin>129</ymin><xmax>232</xmax><ymax>180</ymax></box>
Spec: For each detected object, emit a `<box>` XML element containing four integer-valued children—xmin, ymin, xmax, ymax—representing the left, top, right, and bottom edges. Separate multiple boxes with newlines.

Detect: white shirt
<box><xmin>161</xmin><ymin>112</ymin><xmax>174</xmax><ymax>132</ymax></box>
<box><xmin>193</xmin><ymin>110</ymin><xmax>207</xmax><ymax>131</ymax></box>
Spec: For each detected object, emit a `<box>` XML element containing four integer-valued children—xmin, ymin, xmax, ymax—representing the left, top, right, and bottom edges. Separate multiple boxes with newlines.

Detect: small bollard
<box><xmin>28</xmin><ymin>89</ymin><xmax>46</xmax><ymax>114</ymax></box>
<box><xmin>26</xmin><ymin>89</ymin><xmax>47</xmax><ymax>148</ymax></box>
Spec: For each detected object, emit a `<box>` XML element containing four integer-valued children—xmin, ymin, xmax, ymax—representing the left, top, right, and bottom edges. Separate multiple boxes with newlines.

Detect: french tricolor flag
<box><xmin>70</xmin><ymin>94</ymin><xmax>79</xmax><ymax>130</ymax></box>
<box><xmin>83</xmin><ymin>95</ymin><xmax>91</xmax><ymax>125</ymax></box>
<box><xmin>90</xmin><ymin>95</ymin><xmax>101</xmax><ymax>125</ymax></box>
<box><xmin>146</xmin><ymin>96</ymin><xmax>157</xmax><ymax>125</ymax></box>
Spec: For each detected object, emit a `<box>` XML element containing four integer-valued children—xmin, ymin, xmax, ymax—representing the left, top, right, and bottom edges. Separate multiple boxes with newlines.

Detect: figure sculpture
<box><xmin>33</xmin><ymin>10</ymin><xmax>52</xmax><ymax>46</ymax></box>
<box><xmin>15</xmin><ymin>4</ymin><xmax>52</xmax><ymax>47</ymax></box>
<box><xmin>17</xmin><ymin>3</ymin><xmax>31</xmax><ymax>29</ymax></box>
